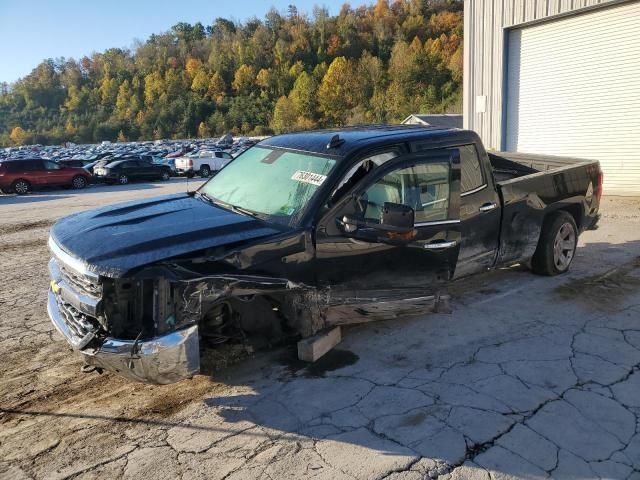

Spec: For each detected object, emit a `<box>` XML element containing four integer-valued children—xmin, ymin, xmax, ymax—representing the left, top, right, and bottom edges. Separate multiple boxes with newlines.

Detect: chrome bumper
<box><xmin>47</xmin><ymin>289</ymin><xmax>200</xmax><ymax>384</ymax></box>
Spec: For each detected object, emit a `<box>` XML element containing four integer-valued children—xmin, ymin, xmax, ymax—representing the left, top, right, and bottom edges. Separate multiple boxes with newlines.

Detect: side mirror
<box><xmin>380</xmin><ymin>202</ymin><xmax>414</xmax><ymax>232</ymax></box>
<box><xmin>336</xmin><ymin>202</ymin><xmax>415</xmax><ymax>235</ymax></box>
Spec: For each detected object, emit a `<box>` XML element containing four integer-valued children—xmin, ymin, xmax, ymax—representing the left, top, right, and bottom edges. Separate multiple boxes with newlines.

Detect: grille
<box><xmin>59</xmin><ymin>263</ymin><xmax>102</xmax><ymax>297</ymax></box>
<box><xmin>56</xmin><ymin>296</ymin><xmax>100</xmax><ymax>341</ymax></box>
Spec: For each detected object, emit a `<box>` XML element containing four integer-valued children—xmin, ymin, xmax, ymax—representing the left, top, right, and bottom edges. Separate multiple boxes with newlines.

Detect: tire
<box><xmin>160</xmin><ymin>170</ymin><xmax>171</xmax><ymax>181</ymax></box>
<box><xmin>199</xmin><ymin>165</ymin><xmax>211</xmax><ymax>178</ymax></box>
<box><xmin>532</xmin><ymin>211</ymin><xmax>578</xmax><ymax>276</ymax></box>
<box><xmin>12</xmin><ymin>179</ymin><xmax>30</xmax><ymax>195</ymax></box>
<box><xmin>118</xmin><ymin>174</ymin><xmax>129</xmax><ymax>185</ymax></box>
<box><xmin>71</xmin><ymin>175</ymin><xmax>87</xmax><ymax>189</ymax></box>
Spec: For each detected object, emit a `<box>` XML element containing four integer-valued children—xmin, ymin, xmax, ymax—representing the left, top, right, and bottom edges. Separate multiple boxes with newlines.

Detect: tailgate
<box><xmin>175</xmin><ymin>158</ymin><xmax>190</xmax><ymax>169</ymax></box>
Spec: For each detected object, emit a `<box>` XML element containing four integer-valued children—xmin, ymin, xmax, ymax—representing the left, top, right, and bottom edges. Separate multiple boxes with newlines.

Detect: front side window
<box><xmin>199</xmin><ymin>146</ymin><xmax>337</xmax><ymax>226</ymax></box>
<box><xmin>360</xmin><ymin>161</ymin><xmax>451</xmax><ymax>224</ymax></box>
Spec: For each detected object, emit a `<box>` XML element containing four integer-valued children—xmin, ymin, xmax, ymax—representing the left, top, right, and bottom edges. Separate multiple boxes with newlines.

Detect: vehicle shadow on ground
<box><xmin>0</xmin><ymin>194</ymin><xmax>72</xmax><ymax>204</ymax></box>
<box><xmin>193</xmin><ymin>238</ymin><xmax>640</xmax><ymax>477</ymax></box>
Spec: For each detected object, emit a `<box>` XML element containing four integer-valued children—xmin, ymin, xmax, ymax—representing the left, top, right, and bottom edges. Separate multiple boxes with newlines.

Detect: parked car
<box><xmin>152</xmin><ymin>156</ymin><xmax>176</xmax><ymax>175</ymax></box>
<box><xmin>57</xmin><ymin>159</ymin><xmax>96</xmax><ymax>169</ymax></box>
<box><xmin>0</xmin><ymin>158</ymin><xmax>91</xmax><ymax>194</ymax></box>
<box><xmin>93</xmin><ymin>159</ymin><xmax>172</xmax><ymax>185</ymax></box>
<box><xmin>45</xmin><ymin>125</ymin><xmax>603</xmax><ymax>383</ymax></box>
<box><xmin>174</xmin><ymin>150</ymin><xmax>233</xmax><ymax>177</ymax></box>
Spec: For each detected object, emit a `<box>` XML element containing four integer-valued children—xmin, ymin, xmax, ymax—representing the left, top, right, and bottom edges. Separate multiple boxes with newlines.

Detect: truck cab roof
<box><xmin>259</xmin><ymin>125</ymin><xmax>476</xmax><ymax>159</ymax></box>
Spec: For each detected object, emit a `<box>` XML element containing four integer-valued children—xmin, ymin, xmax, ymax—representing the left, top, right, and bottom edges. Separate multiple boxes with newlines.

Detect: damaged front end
<box><xmin>47</xmin><ymin>240</ymin><xmax>200</xmax><ymax>384</ymax></box>
<box><xmin>47</xmin><ymin>233</ymin><xmax>448</xmax><ymax>384</ymax></box>
<box><xmin>46</xmin><ymin>236</ymin><xmax>323</xmax><ymax>383</ymax></box>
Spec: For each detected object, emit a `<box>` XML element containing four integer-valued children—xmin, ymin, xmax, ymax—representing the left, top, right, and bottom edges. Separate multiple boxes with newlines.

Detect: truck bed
<box><xmin>488</xmin><ymin>152</ymin><xmax>593</xmax><ymax>183</ymax></box>
<box><xmin>488</xmin><ymin>151</ymin><xmax>594</xmax><ymax>183</ymax></box>
<box><xmin>488</xmin><ymin>151</ymin><xmax>601</xmax><ymax>267</ymax></box>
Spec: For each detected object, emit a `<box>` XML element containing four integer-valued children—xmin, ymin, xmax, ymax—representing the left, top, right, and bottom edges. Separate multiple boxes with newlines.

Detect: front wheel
<box><xmin>532</xmin><ymin>211</ymin><xmax>578</xmax><ymax>276</ymax></box>
<box><xmin>12</xmin><ymin>179</ymin><xmax>31</xmax><ymax>195</ymax></box>
<box><xmin>118</xmin><ymin>174</ymin><xmax>129</xmax><ymax>185</ymax></box>
<box><xmin>71</xmin><ymin>175</ymin><xmax>87</xmax><ymax>189</ymax></box>
<box><xmin>160</xmin><ymin>170</ymin><xmax>171</xmax><ymax>181</ymax></box>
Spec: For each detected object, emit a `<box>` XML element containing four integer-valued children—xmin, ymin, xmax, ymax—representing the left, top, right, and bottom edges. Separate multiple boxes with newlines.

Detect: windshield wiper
<box><xmin>195</xmin><ymin>191</ymin><xmax>215</xmax><ymax>205</ymax></box>
<box><xmin>196</xmin><ymin>192</ymin><xmax>263</xmax><ymax>219</ymax></box>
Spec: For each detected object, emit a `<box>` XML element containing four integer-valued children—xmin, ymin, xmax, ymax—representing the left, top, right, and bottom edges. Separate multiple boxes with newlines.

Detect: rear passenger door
<box><xmin>19</xmin><ymin>160</ymin><xmax>45</xmax><ymax>185</ymax></box>
<box><xmin>453</xmin><ymin>145</ymin><xmax>501</xmax><ymax>277</ymax></box>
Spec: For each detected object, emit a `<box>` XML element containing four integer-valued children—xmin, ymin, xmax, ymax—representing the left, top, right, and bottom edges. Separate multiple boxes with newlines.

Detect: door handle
<box><xmin>424</xmin><ymin>240</ymin><xmax>457</xmax><ymax>250</ymax></box>
<box><xmin>479</xmin><ymin>202</ymin><xmax>497</xmax><ymax>212</ymax></box>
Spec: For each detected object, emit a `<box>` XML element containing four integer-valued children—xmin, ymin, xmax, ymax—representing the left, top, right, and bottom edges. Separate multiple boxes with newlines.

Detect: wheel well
<box><xmin>200</xmin><ymin>163</ymin><xmax>210</xmax><ymax>169</ymax></box>
<box><xmin>555</xmin><ymin>204</ymin><xmax>583</xmax><ymax>230</ymax></box>
<box><xmin>12</xmin><ymin>178</ymin><xmax>31</xmax><ymax>187</ymax></box>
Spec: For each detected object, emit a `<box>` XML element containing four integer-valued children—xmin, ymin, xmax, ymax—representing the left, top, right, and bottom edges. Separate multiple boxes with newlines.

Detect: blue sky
<box><xmin>0</xmin><ymin>0</ymin><xmax>367</xmax><ymax>83</ymax></box>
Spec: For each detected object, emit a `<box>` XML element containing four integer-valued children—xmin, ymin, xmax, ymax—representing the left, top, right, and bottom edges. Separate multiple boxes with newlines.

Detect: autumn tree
<box><xmin>232</xmin><ymin>64</ymin><xmax>256</xmax><ymax>94</ymax></box>
<box><xmin>318</xmin><ymin>57</ymin><xmax>358</xmax><ymax>125</ymax></box>
<box><xmin>271</xmin><ymin>96</ymin><xmax>297</xmax><ymax>134</ymax></box>
<box><xmin>9</xmin><ymin>126</ymin><xmax>29</xmax><ymax>145</ymax></box>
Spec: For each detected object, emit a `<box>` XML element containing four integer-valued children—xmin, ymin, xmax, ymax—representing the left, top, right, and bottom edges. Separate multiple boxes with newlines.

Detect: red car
<box><xmin>0</xmin><ymin>158</ymin><xmax>91</xmax><ymax>195</ymax></box>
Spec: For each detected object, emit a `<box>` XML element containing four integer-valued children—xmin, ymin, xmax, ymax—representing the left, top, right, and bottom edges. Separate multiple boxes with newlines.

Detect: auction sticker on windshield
<box><xmin>291</xmin><ymin>170</ymin><xmax>327</xmax><ymax>186</ymax></box>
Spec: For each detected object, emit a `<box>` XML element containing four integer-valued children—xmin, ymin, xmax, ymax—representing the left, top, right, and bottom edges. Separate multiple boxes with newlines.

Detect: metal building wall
<box><xmin>463</xmin><ymin>0</ymin><xmax>621</xmax><ymax>151</ymax></box>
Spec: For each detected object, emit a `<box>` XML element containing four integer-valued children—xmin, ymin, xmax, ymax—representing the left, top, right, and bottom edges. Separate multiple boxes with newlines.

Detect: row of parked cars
<box><xmin>0</xmin><ymin>136</ymin><xmax>259</xmax><ymax>195</ymax></box>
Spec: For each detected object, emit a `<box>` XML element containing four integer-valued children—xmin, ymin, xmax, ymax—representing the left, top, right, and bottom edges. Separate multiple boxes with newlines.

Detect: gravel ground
<box><xmin>1</xmin><ymin>187</ymin><xmax>639</xmax><ymax>480</ymax></box>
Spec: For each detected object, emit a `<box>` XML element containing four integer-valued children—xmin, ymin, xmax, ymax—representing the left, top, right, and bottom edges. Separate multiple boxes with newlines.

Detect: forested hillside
<box><xmin>0</xmin><ymin>0</ymin><xmax>463</xmax><ymax>146</ymax></box>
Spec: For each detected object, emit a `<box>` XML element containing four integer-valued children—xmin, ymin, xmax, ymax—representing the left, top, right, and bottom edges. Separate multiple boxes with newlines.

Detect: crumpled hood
<box><xmin>50</xmin><ymin>193</ymin><xmax>284</xmax><ymax>277</ymax></box>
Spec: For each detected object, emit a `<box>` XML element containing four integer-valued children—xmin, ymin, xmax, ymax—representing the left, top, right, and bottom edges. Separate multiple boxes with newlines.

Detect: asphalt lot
<box><xmin>1</xmin><ymin>184</ymin><xmax>639</xmax><ymax>480</ymax></box>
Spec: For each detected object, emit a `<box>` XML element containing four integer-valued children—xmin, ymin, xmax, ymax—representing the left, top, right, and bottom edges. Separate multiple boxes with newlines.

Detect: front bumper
<box><xmin>47</xmin><ymin>265</ymin><xmax>200</xmax><ymax>384</ymax></box>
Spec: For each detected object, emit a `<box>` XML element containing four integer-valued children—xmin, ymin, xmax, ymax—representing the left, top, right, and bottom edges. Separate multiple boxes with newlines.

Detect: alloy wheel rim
<box><xmin>15</xmin><ymin>182</ymin><xmax>28</xmax><ymax>194</ymax></box>
<box><xmin>553</xmin><ymin>223</ymin><xmax>576</xmax><ymax>270</ymax></box>
<box><xmin>73</xmin><ymin>177</ymin><xmax>85</xmax><ymax>188</ymax></box>
<box><xmin>119</xmin><ymin>176</ymin><xmax>128</xmax><ymax>184</ymax></box>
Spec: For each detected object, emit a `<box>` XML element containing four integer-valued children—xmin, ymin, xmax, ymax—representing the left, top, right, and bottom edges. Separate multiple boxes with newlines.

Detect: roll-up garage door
<box><xmin>505</xmin><ymin>1</ymin><xmax>640</xmax><ymax>195</ymax></box>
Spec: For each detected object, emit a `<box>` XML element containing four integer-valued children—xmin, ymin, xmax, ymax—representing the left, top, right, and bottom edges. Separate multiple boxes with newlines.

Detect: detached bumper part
<box><xmin>47</xmin><ymin>289</ymin><xmax>200</xmax><ymax>384</ymax></box>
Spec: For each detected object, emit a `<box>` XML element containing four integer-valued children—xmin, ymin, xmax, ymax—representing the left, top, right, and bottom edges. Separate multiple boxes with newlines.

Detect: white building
<box><xmin>464</xmin><ymin>0</ymin><xmax>640</xmax><ymax>195</ymax></box>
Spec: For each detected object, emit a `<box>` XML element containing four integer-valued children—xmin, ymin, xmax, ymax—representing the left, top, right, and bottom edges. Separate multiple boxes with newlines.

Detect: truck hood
<box><xmin>50</xmin><ymin>193</ymin><xmax>284</xmax><ymax>278</ymax></box>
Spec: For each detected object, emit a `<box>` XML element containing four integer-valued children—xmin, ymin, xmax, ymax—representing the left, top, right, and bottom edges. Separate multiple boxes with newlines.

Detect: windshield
<box><xmin>199</xmin><ymin>146</ymin><xmax>337</xmax><ymax>226</ymax></box>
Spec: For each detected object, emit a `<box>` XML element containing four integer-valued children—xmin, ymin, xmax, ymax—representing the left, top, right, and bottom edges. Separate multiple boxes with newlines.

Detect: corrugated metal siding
<box><xmin>463</xmin><ymin>0</ymin><xmax>639</xmax><ymax>194</ymax></box>
<box><xmin>504</xmin><ymin>2</ymin><xmax>640</xmax><ymax>193</ymax></box>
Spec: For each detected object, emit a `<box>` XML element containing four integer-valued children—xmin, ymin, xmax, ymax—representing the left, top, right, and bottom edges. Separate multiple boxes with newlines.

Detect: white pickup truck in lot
<box><xmin>175</xmin><ymin>150</ymin><xmax>233</xmax><ymax>177</ymax></box>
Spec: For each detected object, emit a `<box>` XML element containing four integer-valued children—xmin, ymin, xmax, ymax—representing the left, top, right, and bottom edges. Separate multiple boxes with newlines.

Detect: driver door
<box><xmin>314</xmin><ymin>149</ymin><xmax>461</xmax><ymax>314</ymax></box>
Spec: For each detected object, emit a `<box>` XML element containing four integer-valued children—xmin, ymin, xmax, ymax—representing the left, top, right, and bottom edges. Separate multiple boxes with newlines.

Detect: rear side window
<box><xmin>20</xmin><ymin>160</ymin><xmax>43</xmax><ymax>171</ymax></box>
<box><xmin>458</xmin><ymin>145</ymin><xmax>484</xmax><ymax>193</ymax></box>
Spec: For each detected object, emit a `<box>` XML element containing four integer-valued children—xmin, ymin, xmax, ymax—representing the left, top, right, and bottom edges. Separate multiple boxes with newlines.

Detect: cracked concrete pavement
<box><xmin>1</xmin><ymin>187</ymin><xmax>640</xmax><ymax>480</ymax></box>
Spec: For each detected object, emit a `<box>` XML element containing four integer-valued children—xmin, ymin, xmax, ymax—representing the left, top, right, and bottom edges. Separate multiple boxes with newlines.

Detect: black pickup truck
<box><xmin>47</xmin><ymin>126</ymin><xmax>602</xmax><ymax>383</ymax></box>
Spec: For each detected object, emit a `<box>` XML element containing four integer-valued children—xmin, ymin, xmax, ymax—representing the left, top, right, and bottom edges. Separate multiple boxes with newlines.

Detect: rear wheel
<box><xmin>12</xmin><ymin>179</ymin><xmax>30</xmax><ymax>195</ymax></box>
<box><xmin>532</xmin><ymin>211</ymin><xmax>578</xmax><ymax>276</ymax></box>
<box><xmin>71</xmin><ymin>175</ymin><xmax>87</xmax><ymax>189</ymax></box>
<box><xmin>199</xmin><ymin>165</ymin><xmax>211</xmax><ymax>177</ymax></box>
<box><xmin>118</xmin><ymin>174</ymin><xmax>129</xmax><ymax>185</ymax></box>
<box><xmin>160</xmin><ymin>170</ymin><xmax>171</xmax><ymax>181</ymax></box>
